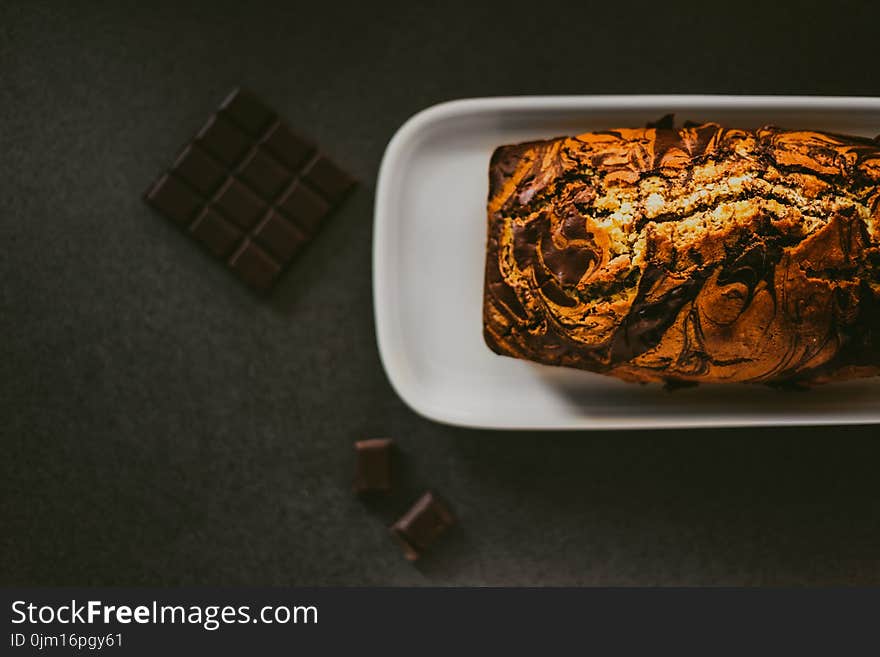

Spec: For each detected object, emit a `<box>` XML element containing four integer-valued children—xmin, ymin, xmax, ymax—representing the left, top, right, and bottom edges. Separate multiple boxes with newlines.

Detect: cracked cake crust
<box><xmin>483</xmin><ymin>118</ymin><xmax>880</xmax><ymax>385</ymax></box>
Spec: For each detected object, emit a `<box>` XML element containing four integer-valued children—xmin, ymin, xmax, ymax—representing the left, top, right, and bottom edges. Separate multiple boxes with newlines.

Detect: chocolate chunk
<box><xmin>144</xmin><ymin>88</ymin><xmax>356</xmax><ymax>292</ymax></box>
<box><xmin>390</xmin><ymin>491</ymin><xmax>455</xmax><ymax>561</ymax></box>
<box><xmin>353</xmin><ymin>438</ymin><xmax>393</xmax><ymax>494</ymax></box>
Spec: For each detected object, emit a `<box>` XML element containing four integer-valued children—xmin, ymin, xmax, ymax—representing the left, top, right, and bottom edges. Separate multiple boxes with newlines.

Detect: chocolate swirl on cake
<box><xmin>483</xmin><ymin>120</ymin><xmax>880</xmax><ymax>385</ymax></box>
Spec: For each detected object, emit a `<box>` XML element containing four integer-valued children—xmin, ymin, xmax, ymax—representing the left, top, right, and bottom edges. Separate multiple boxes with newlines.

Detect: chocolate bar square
<box><xmin>263</xmin><ymin>123</ymin><xmax>314</xmax><ymax>170</ymax></box>
<box><xmin>239</xmin><ymin>149</ymin><xmax>292</xmax><ymax>199</ymax></box>
<box><xmin>173</xmin><ymin>145</ymin><xmax>227</xmax><ymax>196</ymax></box>
<box><xmin>213</xmin><ymin>179</ymin><xmax>267</xmax><ymax>230</ymax></box>
<box><xmin>145</xmin><ymin>175</ymin><xmax>203</xmax><ymax>227</ymax></box>
<box><xmin>196</xmin><ymin>115</ymin><xmax>251</xmax><ymax>166</ymax></box>
<box><xmin>253</xmin><ymin>211</ymin><xmax>307</xmax><ymax>262</ymax></box>
<box><xmin>230</xmin><ymin>241</ymin><xmax>282</xmax><ymax>291</ymax></box>
<box><xmin>191</xmin><ymin>209</ymin><xmax>242</xmax><ymax>259</ymax></box>
<box><xmin>144</xmin><ymin>88</ymin><xmax>356</xmax><ymax>292</ymax></box>
<box><xmin>303</xmin><ymin>155</ymin><xmax>356</xmax><ymax>203</ymax></box>
<box><xmin>219</xmin><ymin>89</ymin><xmax>275</xmax><ymax>136</ymax></box>
<box><xmin>279</xmin><ymin>182</ymin><xmax>330</xmax><ymax>234</ymax></box>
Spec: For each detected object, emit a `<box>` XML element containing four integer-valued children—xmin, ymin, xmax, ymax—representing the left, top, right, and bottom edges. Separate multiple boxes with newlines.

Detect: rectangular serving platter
<box><xmin>373</xmin><ymin>95</ymin><xmax>880</xmax><ymax>430</ymax></box>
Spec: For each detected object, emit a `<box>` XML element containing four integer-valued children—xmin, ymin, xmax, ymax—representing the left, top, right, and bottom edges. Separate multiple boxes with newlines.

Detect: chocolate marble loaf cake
<box><xmin>483</xmin><ymin>118</ymin><xmax>880</xmax><ymax>385</ymax></box>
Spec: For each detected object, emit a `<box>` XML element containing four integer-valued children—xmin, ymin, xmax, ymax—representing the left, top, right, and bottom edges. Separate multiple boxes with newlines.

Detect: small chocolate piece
<box><xmin>353</xmin><ymin>438</ymin><xmax>393</xmax><ymax>494</ymax></box>
<box><xmin>390</xmin><ymin>491</ymin><xmax>455</xmax><ymax>561</ymax></box>
<box><xmin>144</xmin><ymin>88</ymin><xmax>356</xmax><ymax>292</ymax></box>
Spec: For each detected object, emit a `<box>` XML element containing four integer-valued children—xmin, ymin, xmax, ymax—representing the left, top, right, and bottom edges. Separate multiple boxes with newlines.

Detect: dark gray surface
<box><xmin>3</xmin><ymin>0</ymin><xmax>880</xmax><ymax>586</ymax></box>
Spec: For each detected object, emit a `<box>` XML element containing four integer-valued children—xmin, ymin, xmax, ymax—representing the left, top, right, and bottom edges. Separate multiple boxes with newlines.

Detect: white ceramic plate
<box><xmin>373</xmin><ymin>95</ymin><xmax>880</xmax><ymax>430</ymax></box>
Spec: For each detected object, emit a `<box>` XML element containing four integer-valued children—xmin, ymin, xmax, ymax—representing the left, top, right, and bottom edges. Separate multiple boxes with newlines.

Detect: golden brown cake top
<box><xmin>484</xmin><ymin>119</ymin><xmax>880</xmax><ymax>385</ymax></box>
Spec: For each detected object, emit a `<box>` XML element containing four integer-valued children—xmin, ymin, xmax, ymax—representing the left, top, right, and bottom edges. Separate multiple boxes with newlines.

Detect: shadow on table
<box><xmin>533</xmin><ymin>363</ymin><xmax>880</xmax><ymax>424</ymax></box>
<box><xmin>443</xmin><ymin>421</ymin><xmax>880</xmax><ymax>585</ymax></box>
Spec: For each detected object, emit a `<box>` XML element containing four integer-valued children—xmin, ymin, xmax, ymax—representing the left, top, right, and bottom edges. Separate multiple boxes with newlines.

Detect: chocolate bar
<box><xmin>353</xmin><ymin>438</ymin><xmax>393</xmax><ymax>494</ymax></box>
<box><xmin>390</xmin><ymin>491</ymin><xmax>455</xmax><ymax>561</ymax></box>
<box><xmin>145</xmin><ymin>88</ymin><xmax>355</xmax><ymax>292</ymax></box>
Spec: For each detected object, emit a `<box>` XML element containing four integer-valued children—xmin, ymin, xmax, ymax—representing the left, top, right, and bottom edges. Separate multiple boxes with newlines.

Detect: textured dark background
<box><xmin>3</xmin><ymin>0</ymin><xmax>880</xmax><ymax>586</ymax></box>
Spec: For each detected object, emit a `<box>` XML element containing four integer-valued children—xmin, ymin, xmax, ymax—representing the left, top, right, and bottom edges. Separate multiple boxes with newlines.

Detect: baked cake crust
<box><xmin>483</xmin><ymin>118</ymin><xmax>880</xmax><ymax>385</ymax></box>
